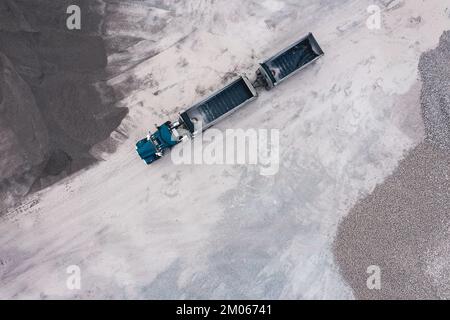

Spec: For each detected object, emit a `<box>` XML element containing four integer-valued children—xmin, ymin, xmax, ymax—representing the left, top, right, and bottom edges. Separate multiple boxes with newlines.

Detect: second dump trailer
<box><xmin>257</xmin><ymin>33</ymin><xmax>324</xmax><ymax>89</ymax></box>
<box><xmin>136</xmin><ymin>32</ymin><xmax>324</xmax><ymax>165</ymax></box>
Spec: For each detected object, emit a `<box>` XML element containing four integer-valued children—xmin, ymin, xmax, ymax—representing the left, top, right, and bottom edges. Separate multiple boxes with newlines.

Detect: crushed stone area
<box><xmin>334</xmin><ymin>30</ymin><xmax>450</xmax><ymax>299</ymax></box>
<box><xmin>419</xmin><ymin>31</ymin><xmax>450</xmax><ymax>151</ymax></box>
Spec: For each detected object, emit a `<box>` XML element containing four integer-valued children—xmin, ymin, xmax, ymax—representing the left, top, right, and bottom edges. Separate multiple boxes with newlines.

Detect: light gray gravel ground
<box><xmin>334</xmin><ymin>31</ymin><xmax>450</xmax><ymax>300</ymax></box>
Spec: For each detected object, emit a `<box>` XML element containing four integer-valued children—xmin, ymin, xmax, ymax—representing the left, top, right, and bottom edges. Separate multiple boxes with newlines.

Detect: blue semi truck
<box><xmin>136</xmin><ymin>33</ymin><xmax>324</xmax><ymax>165</ymax></box>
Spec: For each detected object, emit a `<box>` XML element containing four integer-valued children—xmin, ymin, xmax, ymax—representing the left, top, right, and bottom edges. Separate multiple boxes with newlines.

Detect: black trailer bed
<box><xmin>180</xmin><ymin>76</ymin><xmax>257</xmax><ymax>134</ymax></box>
<box><xmin>259</xmin><ymin>33</ymin><xmax>324</xmax><ymax>88</ymax></box>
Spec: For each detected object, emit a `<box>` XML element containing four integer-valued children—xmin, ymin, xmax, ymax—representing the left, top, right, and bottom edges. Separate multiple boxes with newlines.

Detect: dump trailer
<box><xmin>136</xmin><ymin>32</ymin><xmax>324</xmax><ymax>165</ymax></box>
<box><xmin>136</xmin><ymin>76</ymin><xmax>257</xmax><ymax>164</ymax></box>
<box><xmin>256</xmin><ymin>33</ymin><xmax>324</xmax><ymax>89</ymax></box>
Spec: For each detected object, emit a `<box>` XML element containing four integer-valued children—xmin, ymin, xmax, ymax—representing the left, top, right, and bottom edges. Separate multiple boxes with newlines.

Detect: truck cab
<box><xmin>135</xmin><ymin>121</ymin><xmax>182</xmax><ymax>164</ymax></box>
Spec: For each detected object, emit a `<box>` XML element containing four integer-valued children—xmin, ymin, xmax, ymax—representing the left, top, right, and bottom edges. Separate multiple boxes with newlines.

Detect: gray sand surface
<box><xmin>334</xmin><ymin>31</ymin><xmax>450</xmax><ymax>299</ymax></box>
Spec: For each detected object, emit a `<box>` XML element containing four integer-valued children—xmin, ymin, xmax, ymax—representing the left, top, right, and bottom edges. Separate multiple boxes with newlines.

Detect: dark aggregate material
<box><xmin>0</xmin><ymin>0</ymin><xmax>128</xmax><ymax>211</ymax></box>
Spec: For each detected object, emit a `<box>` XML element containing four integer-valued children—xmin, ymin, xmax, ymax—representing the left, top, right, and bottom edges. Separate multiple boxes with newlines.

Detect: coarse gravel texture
<box><xmin>0</xmin><ymin>0</ymin><xmax>128</xmax><ymax>213</ymax></box>
<box><xmin>334</xmin><ymin>142</ymin><xmax>450</xmax><ymax>299</ymax></box>
<box><xmin>333</xmin><ymin>30</ymin><xmax>450</xmax><ymax>299</ymax></box>
<box><xmin>419</xmin><ymin>30</ymin><xmax>450</xmax><ymax>151</ymax></box>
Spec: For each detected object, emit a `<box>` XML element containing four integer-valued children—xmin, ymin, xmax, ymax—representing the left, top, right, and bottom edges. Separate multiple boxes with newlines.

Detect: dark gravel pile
<box><xmin>0</xmin><ymin>0</ymin><xmax>128</xmax><ymax>212</ymax></box>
